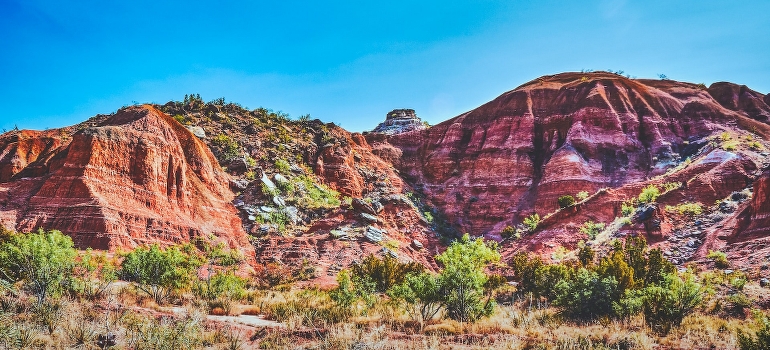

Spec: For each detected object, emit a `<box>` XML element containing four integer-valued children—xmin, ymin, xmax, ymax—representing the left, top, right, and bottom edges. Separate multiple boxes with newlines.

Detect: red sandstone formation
<box><xmin>369</xmin><ymin>72</ymin><xmax>770</xmax><ymax>263</ymax></box>
<box><xmin>2</xmin><ymin>71</ymin><xmax>769</xmax><ymax>274</ymax></box>
<box><xmin>0</xmin><ymin>105</ymin><xmax>254</xmax><ymax>259</ymax></box>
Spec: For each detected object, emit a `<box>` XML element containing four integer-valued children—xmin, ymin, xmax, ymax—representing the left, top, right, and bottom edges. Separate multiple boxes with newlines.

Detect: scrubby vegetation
<box><xmin>0</xmin><ymin>227</ymin><xmax>768</xmax><ymax>349</ymax></box>
<box><xmin>557</xmin><ymin>195</ymin><xmax>575</xmax><ymax>208</ymax></box>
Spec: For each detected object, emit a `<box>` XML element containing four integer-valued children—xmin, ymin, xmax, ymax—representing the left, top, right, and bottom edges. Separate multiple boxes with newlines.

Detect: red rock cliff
<box><xmin>373</xmin><ymin>72</ymin><xmax>770</xmax><ymax>237</ymax></box>
<box><xmin>0</xmin><ymin>106</ymin><xmax>253</xmax><ymax>258</ymax></box>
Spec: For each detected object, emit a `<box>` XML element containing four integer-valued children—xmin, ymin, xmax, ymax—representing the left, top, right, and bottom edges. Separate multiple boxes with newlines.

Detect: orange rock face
<box><xmin>0</xmin><ymin>106</ymin><xmax>254</xmax><ymax>258</ymax></box>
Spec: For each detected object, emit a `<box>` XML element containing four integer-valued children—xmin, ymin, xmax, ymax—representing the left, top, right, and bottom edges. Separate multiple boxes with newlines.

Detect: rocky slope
<box><xmin>155</xmin><ymin>98</ymin><xmax>441</xmax><ymax>284</ymax></box>
<box><xmin>369</xmin><ymin>72</ymin><xmax>770</xmax><ymax>268</ymax></box>
<box><xmin>2</xmin><ymin>72</ymin><xmax>769</xmax><ymax>276</ymax></box>
<box><xmin>0</xmin><ymin>105</ymin><xmax>254</xmax><ymax>259</ymax></box>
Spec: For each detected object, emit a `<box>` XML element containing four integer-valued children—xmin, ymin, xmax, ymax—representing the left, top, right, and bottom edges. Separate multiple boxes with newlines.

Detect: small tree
<box><xmin>558</xmin><ymin>195</ymin><xmax>576</xmax><ymax>208</ymax></box>
<box><xmin>0</xmin><ymin>229</ymin><xmax>76</xmax><ymax>304</ymax></box>
<box><xmin>436</xmin><ymin>234</ymin><xmax>500</xmax><ymax>322</ymax></box>
<box><xmin>576</xmin><ymin>191</ymin><xmax>590</xmax><ymax>201</ymax></box>
<box><xmin>387</xmin><ymin>272</ymin><xmax>443</xmax><ymax>330</ymax></box>
<box><xmin>120</xmin><ymin>244</ymin><xmax>202</xmax><ymax>304</ymax></box>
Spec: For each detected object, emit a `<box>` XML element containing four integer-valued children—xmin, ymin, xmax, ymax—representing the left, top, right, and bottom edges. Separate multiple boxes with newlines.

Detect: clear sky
<box><xmin>1</xmin><ymin>0</ymin><xmax>769</xmax><ymax>133</ymax></box>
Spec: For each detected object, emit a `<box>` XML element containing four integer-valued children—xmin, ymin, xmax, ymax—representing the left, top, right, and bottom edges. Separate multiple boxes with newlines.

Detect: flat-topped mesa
<box><xmin>371</xmin><ymin>109</ymin><xmax>427</xmax><ymax>135</ymax></box>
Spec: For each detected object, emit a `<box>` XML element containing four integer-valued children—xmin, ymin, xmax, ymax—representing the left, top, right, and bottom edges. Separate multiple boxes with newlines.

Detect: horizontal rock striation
<box><xmin>0</xmin><ymin>106</ymin><xmax>254</xmax><ymax>258</ymax></box>
<box><xmin>372</xmin><ymin>72</ymin><xmax>770</xmax><ymax>240</ymax></box>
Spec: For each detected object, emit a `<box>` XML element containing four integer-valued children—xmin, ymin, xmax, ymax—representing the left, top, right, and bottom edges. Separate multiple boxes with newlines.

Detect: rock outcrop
<box><xmin>369</xmin><ymin>72</ymin><xmax>770</xmax><ymax>260</ymax></box>
<box><xmin>0</xmin><ymin>105</ymin><xmax>254</xmax><ymax>259</ymax></box>
<box><xmin>371</xmin><ymin>109</ymin><xmax>427</xmax><ymax>135</ymax></box>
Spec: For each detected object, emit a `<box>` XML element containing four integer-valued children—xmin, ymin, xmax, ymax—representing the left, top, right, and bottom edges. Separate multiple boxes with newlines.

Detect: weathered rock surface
<box><xmin>371</xmin><ymin>109</ymin><xmax>427</xmax><ymax>135</ymax></box>
<box><xmin>0</xmin><ymin>105</ymin><xmax>254</xmax><ymax>259</ymax></box>
<box><xmin>369</xmin><ymin>72</ymin><xmax>770</xmax><ymax>262</ymax></box>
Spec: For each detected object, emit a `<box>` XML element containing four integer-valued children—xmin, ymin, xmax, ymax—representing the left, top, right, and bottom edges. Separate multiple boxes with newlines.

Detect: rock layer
<box><xmin>371</xmin><ymin>72</ymin><xmax>770</xmax><ymax>241</ymax></box>
<box><xmin>0</xmin><ymin>106</ymin><xmax>253</xmax><ymax>258</ymax></box>
<box><xmin>371</xmin><ymin>109</ymin><xmax>427</xmax><ymax>135</ymax></box>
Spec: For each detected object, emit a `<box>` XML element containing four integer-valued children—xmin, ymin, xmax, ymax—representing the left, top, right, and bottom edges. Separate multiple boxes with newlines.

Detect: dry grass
<box><xmin>1</xmin><ymin>278</ymin><xmax>766</xmax><ymax>349</ymax></box>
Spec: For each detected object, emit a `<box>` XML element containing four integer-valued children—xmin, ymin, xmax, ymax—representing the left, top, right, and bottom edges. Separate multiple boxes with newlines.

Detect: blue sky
<box><xmin>1</xmin><ymin>0</ymin><xmax>768</xmax><ymax>132</ymax></box>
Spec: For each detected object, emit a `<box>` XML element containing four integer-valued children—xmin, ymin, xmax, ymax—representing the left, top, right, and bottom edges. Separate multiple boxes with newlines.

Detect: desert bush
<box><xmin>579</xmin><ymin>220</ymin><xmax>605</xmax><ymax>240</ymax></box>
<box><xmin>621</xmin><ymin>273</ymin><xmax>703</xmax><ymax>334</ymax></box>
<box><xmin>621</xmin><ymin>201</ymin><xmax>636</xmax><ymax>216</ymax></box>
<box><xmin>509</xmin><ymin>252</ymin><xmax>545</xmax><ymax>297</ymax></box>
<box><xmin>500</xmin><ymin>225</ymin><xmax>518</xmax><ymax>239</ymax></box>
<box><xmin>274</xmin><ymin>158</ymin><xmax>291</xmax><ymax>173</ymax></box>
<box><xmin>194</xmin><ymin>272</ymin><xmax>246</xmax><ymax>314</ymax></box>
<box><xmin>330</xmin><ymin>269</ymin><xmax>374</xmax><ymax>314</ymax></box>
<box><xmin>252</xmin><ymin>262</ymin><xmax>294</xmax><ymax>288</ymax></box>
<box><xmin>707</xmin><ymin>250</ymin><xmax>730</xmax><ymax>269</ymax></box>
<box><xmin>523</xmin><ymin>213</ymin><xmax>540</xmax><ymax>232</ymax></box>
<box><xmin>124</xmin><ymin>312</ymin><xmax>204</xmax><ymax>350</ymax></box>
<box><xmin>638</xmin><ymin>185</ymin><xmax>660</xmax><ymax>204</ymax></box>
<box><xmin>210</xmin><ymin>134</ymin><xmax>240</xmax><ymax>161</ymax></box>
<box><xmin>738</xmin><ymin>315</ymin><xmax>770</xmax><ymax>350</ymax></box>
<box><xmin>661</xmin><ymin>182</ymin><xmax>682</xmax><ymax>193</ymax></box>
<box><xmin>554</xmin><ymin>268</ymin><xmax>618</xmax><ymax>321</ymax></box>
<box><xmin>576</xmin><ymin>191</ymin><xmax>590</xmax><ymax>201</ymax></box>
<box><xmin>67</xmin><ymin>248</ymin><xmax>117</xmax><ymax>300</ymax></box>
<box><xmin>0</xmin><ymin>229</ymin><xmax>76</xmax><ymax>304</ymax></box>
<box><xmin>577</xmin><ymin>243</ymin><xmax>595</xmax><ymax>266</ymax></box>
<box><xmin>387</xmin><ymin>272</ymin><xmax>443</xmax><ymax>328</ymax></box>
<box><xmin>645</xmin><ymin>248</ymin><xmax>675</xmax><ymax>286</ymax></box>
<box><xmin>119</xmin><ymin>244</ymin><xmax>202</xmax><ymax>304</ymax></box>
<box><xmin>558</xmin><ymin>195</ymin><xmax>575</xmax><ymax>208</ymax></box>
<box><xmin>32</xmin><ymin>297</ymin><xmax>67</xmax><ymax>334</ymax></box>
<box><xmin>350</xmin><ymin>254</ymin><xmax>425</xmax><ymax>293</ymax></box>
<box><xmin>665</xmin><ymin>202</ymin><xmax>703</xmax><ymax>216</ymax></box>
<box><xmin>436</xmin><ymin>234</ymin><xmax>501</xmax><ymax>322</ymax></box>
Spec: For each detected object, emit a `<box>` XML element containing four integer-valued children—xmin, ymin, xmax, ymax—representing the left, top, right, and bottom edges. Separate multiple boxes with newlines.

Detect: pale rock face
<box><xmin>371</xmin><ymin>109</ymin><xmax>427</xmax><ymax>135</ymax></box>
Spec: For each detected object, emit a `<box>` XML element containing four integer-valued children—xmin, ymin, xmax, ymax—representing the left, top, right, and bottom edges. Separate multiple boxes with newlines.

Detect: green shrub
<box><xmin>0</xmin><ymin>229</ymin><xmax>76</xmax><ymax>304</ymax></box>
<box><xmin>558</xmin><ymin>195</ymin><xmax>576</xmax><ymax>208</ymax></box>
<box><xmin>578</xmin><ymin>243</ymin><xmax>595</xmax><ymax>266</ymax></box>
<box><xmin>67</xmin><ymin>249</ymin><xmax>117</xmax><ymax>300</ymax></box>
<box><xmin>119</xmin><ymin>244</ymin><xmax>202</xmax><ymax>304</ymax></box>
<box><xmin>554</xmin><ymin>268</ymin><xmax>619</xmax><ymax>321</ymax></box>
<box><xmin>638</xmin><ymin>185</ymin><xmax>660</xmax><ymax>204</ymax></box>
<box><xmin>576</xmin><ymin>191</ymin><xmax>590</xmax><ymax>201</ymax></box>
<box><xmin>748</xmin><ymin>141</ymin><xmax>764</xmax><ymax>151</ymax></box>
<box><xmin>738</xmin><ymin>315</ymin><xmax>770</xmax><ymax>350</ymax></box>
<box><xmin>579</xmin><ymin>221</ymin><xmax>605</xmax><ymax>240</ymax></box>
<box><xmin>210</xmin><ymin>134</ymin><xmax>240</xmax><ymax>161</ymax></box>
<box><xmin>621</xmin><ymin>201</ymin><xmax>636</xmax><ymax>216</ymax></box>
<box><xmin>274</xmin><ymin>159</ymin><xmax>291</xmax><ymax>173</ymax></box>
<box><xmin>665</xmin><ymin>202</ymin><xmax>703</xmax><ymax>216</ymax></box>
<box><xmin>172</xmin><ymin>114</ymin><xmax>187</xmax><ymax>124</ymax></box>
<box><xmin>621</xmin><ymin>273</ymin><xmax>703</xmax><ymax>334</ymax></box>
<box><xmin>387</xmin><ymin>272</ymin><xmax>443</xmax><ymax>327</ymax></box>
<box><xmin>350</xmin><ymin>255</ymin><xmax>424</xmax><ymax>293</ymax></box>
<box><xmin>523</xmin><ymin>213</ymin><xmax>540</xmax><ymax>232</ymax></box>
<box><xmin>436</xmin><ymin>234</ymin><xmax>500</xmax><ymax>322</ymax></box>
<box><xmin>707</xmin><ymin>250</ymin><xmax>729</xmax><ymax>269</ymax></box>
<box><xmin>501</xmin><ymin>225</ymin><xmax>518</xmax><ymax>239</ymax></box>
<box><xmin>509</xmin><ymin>252</ymin><xmax>545</xmax><ymax>297</ymax></box>
<box><xmin>661</xmin><ymin>182</ymin><xmax>682</xmax><ymax>193</ymax></box>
